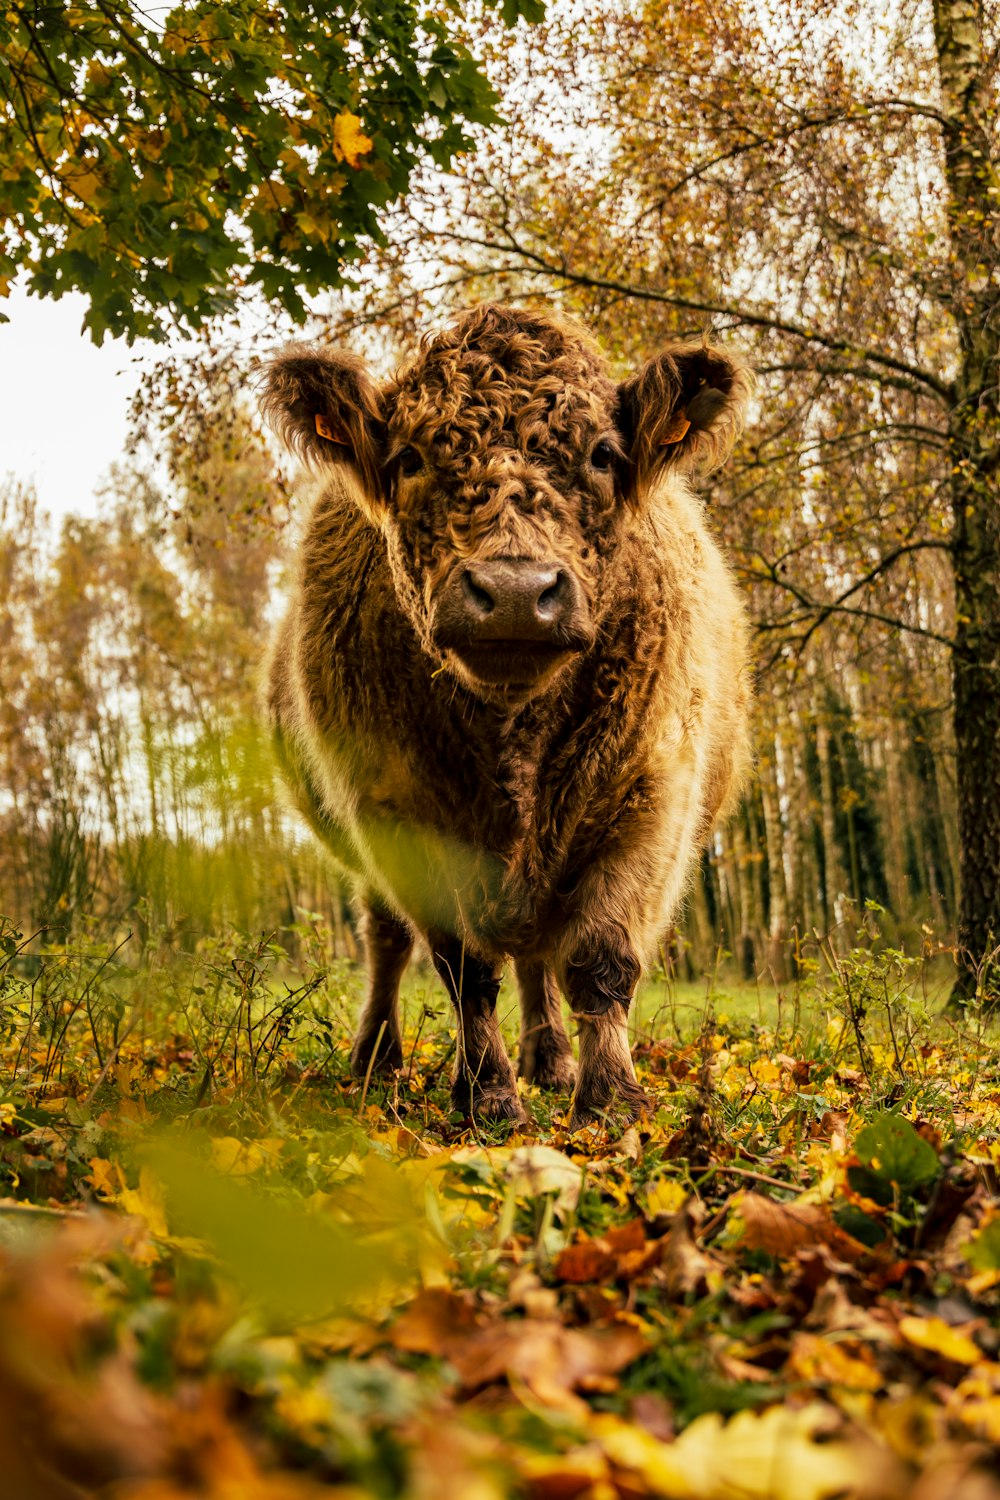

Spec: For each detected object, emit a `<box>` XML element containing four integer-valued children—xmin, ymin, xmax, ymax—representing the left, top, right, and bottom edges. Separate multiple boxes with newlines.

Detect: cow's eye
<box><xmin>398</xmin><ymin>446</ymin><xmax>423</xmax><ymax>477</ymax></box>
<box><xmin>590</xmin><ymin>439</ymin><xmax>615</xmax><ymax>471</ymax></box>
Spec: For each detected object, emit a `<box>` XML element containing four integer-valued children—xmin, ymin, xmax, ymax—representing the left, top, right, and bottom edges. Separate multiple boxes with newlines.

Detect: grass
<box><xmin>0</xmin><ymin>911</ymin><xmax>998</xmax><ymax>1498</ymax></box>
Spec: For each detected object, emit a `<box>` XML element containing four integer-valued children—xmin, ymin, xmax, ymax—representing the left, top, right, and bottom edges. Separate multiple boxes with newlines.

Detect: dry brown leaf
<box><xmin>406</xmin><ymin>1415</ymin><xmax>511</xmax><ymax>1500</ymax></box>
<box><xmin>555</xmin><ymin>1218</ymin><xmax>654</xmax><ymax>1284</ymax></box>
<box><xmin>908</xmin><ymin>1454</ymin><xmax>1000</xmax><ymax>1500</ymax></box>
<box><xmin>389</xmin><ymin>1287</ymin><xmax>483</xmax><ymax>1355</ymax></box>
<box><xmin>661</xmin><ymin>1200</ymin><xmax>723</xmax><ymax>1297</ymax></box>
<box><xmin>802</xmin><ymin>1278</ymin><xmax>897</xmax><ymax>1343</ymax></box>
<box><xmin>555</xmin><ymin>1238</ymin><xmax>616</xmax><ymax>1284</ymax></box>
<box><xmin>516</xmin><ymin>1443</ymin><xmax>611</xmax><ymax>1500</ymax></box>
<box><xmin>389</xmin><ymin>1284</ymin><xmax>644</xmax><ymax>1414</ymax></box>
<box><xmin>735</xmin><ymin>1191</ymin><xmax>870</xmax><ymax>1264</ymax></box>
<box><xmin>448</xmin><ymin>1319</ymin><xmax>645</xmax><ymax>1413</ymax></box>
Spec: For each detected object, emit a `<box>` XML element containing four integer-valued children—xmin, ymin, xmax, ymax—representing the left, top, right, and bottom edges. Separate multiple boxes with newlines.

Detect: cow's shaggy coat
<box><xmin>260</xmin><ymin>305</ymin><xmax>752</xmax><ymax>1126</ymax></box>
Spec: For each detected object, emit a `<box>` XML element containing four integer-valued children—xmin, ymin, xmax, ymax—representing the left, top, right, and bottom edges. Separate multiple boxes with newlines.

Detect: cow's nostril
<box><xmin>536</xmin><ymin>572</ymin><xmax>568</xmax><ymax>621</ymax></box>
<box><xmin>462</xmin><ymin>569</ymin><xmax>496</xmax><ymax>617</ymax></box>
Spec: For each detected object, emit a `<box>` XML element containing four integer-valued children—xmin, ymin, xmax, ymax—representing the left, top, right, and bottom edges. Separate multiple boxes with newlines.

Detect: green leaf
<box><xmin>833</xmin><ymin>1203</ymin><xmax>889</xmax><ymax>1247</ymax></box>
<box><xmin>964</xmin><ymin>1216</ymin><xmax>1000</xmax><ymax>1273</ymax></box>
<box><xmin>499</xmin><ymin>0</ymin><xmax>547</xmax><ymax>22</ymax></box>
<box><xmin>149</xmin><ymin>1143</ymin><xmax>436</xmax><ymax>1330</ymax></box>
<box><xmin>849</xmin><ymin>1114</ymin><xmax>940</xmax><ymax>1196</ymax></box>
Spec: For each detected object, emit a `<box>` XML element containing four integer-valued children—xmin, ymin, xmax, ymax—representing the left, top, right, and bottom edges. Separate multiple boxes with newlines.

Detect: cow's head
<box><xmin>260</xmin><ymin>305</ymin><xmax>749</xmax><ymax>705</ymax></box>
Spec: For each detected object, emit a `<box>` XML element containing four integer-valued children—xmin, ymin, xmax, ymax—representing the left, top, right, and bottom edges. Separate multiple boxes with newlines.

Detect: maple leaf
<box><xmin>332</xmin><ymin>110</ymin><xmax>374</xmax><ymax>169</ymax></box>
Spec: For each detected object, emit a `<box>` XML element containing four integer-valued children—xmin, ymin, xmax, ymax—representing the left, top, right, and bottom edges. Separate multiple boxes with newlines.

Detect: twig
<box><xmin>359</xmin><ymin>1020</ymin><xmax>388</xmax><ymax>1114</ymax></box>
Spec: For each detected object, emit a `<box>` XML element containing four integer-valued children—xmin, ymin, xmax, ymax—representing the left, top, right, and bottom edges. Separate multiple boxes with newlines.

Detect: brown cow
<box><xmin>260</xmin><ymin>305</ymin><xmax>752</xmax><ymax>1127</ymax></box>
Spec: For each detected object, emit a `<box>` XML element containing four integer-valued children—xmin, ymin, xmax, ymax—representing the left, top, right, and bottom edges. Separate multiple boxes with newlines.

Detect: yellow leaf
<box><xmin>64</xmin><ymin>167</ymin><xmax>103</xmax><ymax>206</ymax></box>
<box><xmin>333</xmin><ymin>110</ymin><xmax>374</xmax><ymax>169</ymax></box>
<box><xmin>645</xmin><ymin>1178</ymin><xmax>687</xmax><ymax>1216</ymax></box>
<box><xmin>119</xmin><ymin>1165</ymin><xmax>169</xmax><ymax>1239</ymax></box>
<box><xmin>116</xmin><ymin>1095</ymin><xmax>151</xmax><ymax>1123</ymax></box>
<box><xmin>898</xmin><ymin>1315</ymin><xmax>982</xmax><ymax>1365</ymax></box>
<box><xmin>88</xmin><ymin>1156</ymin><xmax>124</xmax><ymax>1198</ymax></box>
<box><xmin>210</xmin><ymin>1136</ymin><xmax>284</xmax><ymax>1176</ymax></box>
<box><xmin>274</xmin><ymin>1381</ymin><xmax>333</xmax><ymax>1439</ymax></box>
<box><xmin>788</xmin><ymin>1332</ymin><xmax>882</xmax><ymax>1392</ymax></box>
<box><xmin>593</xmin><ymin>1402</ymin><xmax>904</xmax><ymax>1499</ymax></box>
<box><xmin>951</xmin><ymin>1363</ymin><xmax>1000</xmax><ymax>1443</ymax></box>
<box><xmin>114</xmin><ymin>1058</ymin><xmax>143</xmax><ymax>1094</ymax></box>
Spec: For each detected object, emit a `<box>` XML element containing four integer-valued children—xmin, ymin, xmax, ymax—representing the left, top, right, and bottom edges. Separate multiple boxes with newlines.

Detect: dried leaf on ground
<box><xmin>734</xmin><ymin>1190</ymin><xmax>870</xmax><ymax>1264</ymax></box>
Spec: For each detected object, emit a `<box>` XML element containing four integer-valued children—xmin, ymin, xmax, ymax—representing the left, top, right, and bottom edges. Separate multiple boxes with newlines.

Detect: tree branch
<box><xmin>438</xmin><ymin>226</ymin><xmax>956</xmax><ymax>403</ymax></box>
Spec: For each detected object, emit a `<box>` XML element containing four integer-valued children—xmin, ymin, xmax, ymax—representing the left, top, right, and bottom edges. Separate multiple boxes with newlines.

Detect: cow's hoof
<box><xmin>350</xmin><ymin>1029</ymin><xmax>403</xmax><ymax>1078</ymax></box>
<box><xmin>520</xmin><ymin>1049</ymin><xmax>578</xmax><ymax>1091</ymax></box>
<box><xmin>453</xmin><ymin>1080</ymin><xmax>528</xmax><ymax>1125</ymax></box>
<box><xmin>568</xmin><ymin>1082</ymin><xmax>651</xmax><ymax>1132</ymax></box>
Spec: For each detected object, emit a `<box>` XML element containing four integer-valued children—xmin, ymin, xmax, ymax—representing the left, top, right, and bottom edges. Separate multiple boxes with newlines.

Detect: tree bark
<box><xmin>932</xmin><ymin>0</ymin><xmax>1000</xmax><ymax>1001</ymax></box>
<box><xmin>815</xmin><ymin>715</ymin><xmax>848</xmax><ymax>936</ymax></box>
<box><xmin>731</xmin><ymin>814</ymin><xmax>757</xmax><ymax>981</ymax></box>
<box><xmin>758</xmin><ymin>741</ymin><xmax>790</xmax><ymax>981</ymax></box>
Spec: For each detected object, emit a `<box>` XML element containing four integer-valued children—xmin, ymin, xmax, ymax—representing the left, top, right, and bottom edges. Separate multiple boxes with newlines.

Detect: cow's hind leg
<box><xmin>350</xmin><ymin>899</ymin><xmax>411</xmax><ymax>1077</ymax></box>
<box><xmin>430</xmin><ymin>933</ymin><xmax>526</xmax><ymax>1124</ymax></box>
<box><xmin>515</xmin><ymin>959</ymin><xmax>576</xmax><ymax>1091</ymax></box>
<box><xmin>562</xmin><ymin>927</ymin><xmax>650</xmax><ymax>1129</ymax></box>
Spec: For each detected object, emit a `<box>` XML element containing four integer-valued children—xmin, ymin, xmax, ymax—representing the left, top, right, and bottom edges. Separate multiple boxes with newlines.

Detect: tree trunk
<box><xmin>881</xmin><ymin>727</ymin><xmax>908</xmax><ymax>920</ymax></box>
<box><xmin>730</xmin><ymin>814</ymin><xmax>757</xmax><ymax>981</ymax></box>
<box><xmin>815</xmin><ymin>716</ymin><xmax>848</xmax><ymax>937</ymax></box>
<box><xmin>747</xmin><ymin>796</ymin><xmax>767</xmax><ymax>956</ymax></box>
<box><xmin>932</xmin><ymin>0</ymin><xmax>1000</xmax><ymax>1001</ymax></box>
<box><xmin>685</xmin><ymin>876</ymin><xmax>710</xmax><ymax>975</ymax></box>
<box><xmin>758</xmin><ymin>738</ymin><xmax>790</xmax><ymax>981</ymax></box>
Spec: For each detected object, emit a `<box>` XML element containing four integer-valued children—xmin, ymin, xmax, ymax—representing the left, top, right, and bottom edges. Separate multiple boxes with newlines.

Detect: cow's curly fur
<box><xmin>259</xmin><ymin>304</ymin><xmax>753</xmax><ymax>1127</ymax></box>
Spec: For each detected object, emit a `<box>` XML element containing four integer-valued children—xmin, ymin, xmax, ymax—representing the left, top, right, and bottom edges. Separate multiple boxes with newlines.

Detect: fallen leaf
<box><xmin>593</xmin><ymin>1401</ymin><xmax>906</xmax><ymax>1499</ymax></box>
<box><xmin>393</xmin><ymin>1290</ymin><xmax>642</xmax><ymax>1413</ymax></box>
<box><xmin>209</xmin><ymin>1135</ymin><xmax>283</xmax><ymax>1176</ymax></box>
<box><xmin>389</xmin><ymin>1287</ymin><xmax>483</xmax><ymax>1355</ymax></box>
<box><xmin>449</xmin><ymin>1317</ymin><xmax>645</xmax><ymax>1413</ymax></box>
<box><xmin>787</xmin><ymin>1331</ymin><xmax>883</xmax><ymax>1391</ymax></box>
<box><xmin>661</xmin><ymin>1200</ymin><xmax>723</xmax><ymax>1297</ymax></box>
<box><xmin>734</xmin><ymin>1191</ymin><xmax>869</xmax><ymax>1264</ymax></box>
<box><xmin>645</xmin><ymin>1177</ymin><xmax>688</xmax><ymax>1216</ymax></box>
<box><xmin>453</xmin><ymin>1144</ymin><xmax>584</xmax><ymax>1217</ymax></box>
<box><xmin>555</xmin><ymin>1219</ymin><xmax>653</xmax><ymax>1284</ymax></box>
<box><xmin>554</xmin><ymin>1238</ymin><xmax>615</xmax><ymax>1284</ymax></box>
<box><xmin>898</xmin><ymin>1314</ymin><xmax>982</xmax><ymax>1366</ymax></box>
<box><xmin>516</xmin><ymin>1444</ymin><xmax>611</xmax><ymax>1500</ymax></box>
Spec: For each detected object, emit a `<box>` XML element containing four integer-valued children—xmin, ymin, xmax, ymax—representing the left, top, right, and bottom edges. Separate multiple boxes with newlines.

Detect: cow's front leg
<box><xmin>561</xmin><ymin>927</ymin><xmax>651</xmax><ymax>1129</ymax></box>
<box><xmin>515</xmin><ymin>958</ymin><xmax>576</xmax><ymax>1090</ymax></box>
<box><xmin>350</xmin><ymin>898</ymin><xmax>411</xmax><ymax>1077</ymax></box>
<box><xmin>429</xmin><ymin>933</ymin><xmax>526</xmax><ymax>1124</ymax></box>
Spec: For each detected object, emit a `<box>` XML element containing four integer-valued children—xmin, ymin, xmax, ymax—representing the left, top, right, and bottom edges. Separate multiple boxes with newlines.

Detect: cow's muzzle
<box><xmin>431</xmin><ymin>557</ymin><xmax>592</xmax><ymax>690</ymax></box>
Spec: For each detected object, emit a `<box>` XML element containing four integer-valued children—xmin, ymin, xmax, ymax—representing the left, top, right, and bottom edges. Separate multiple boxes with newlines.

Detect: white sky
<box><xmin>0</xmin><ymin>287</ymin><xmax>156</xmax><ymax>521</ymax></box>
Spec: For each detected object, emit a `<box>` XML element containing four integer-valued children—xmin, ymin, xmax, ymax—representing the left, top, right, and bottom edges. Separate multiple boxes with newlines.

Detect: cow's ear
<box><xmin>617</xmin><ymin>342</ymin><xmax>752</xmax><ymax>491</ymax></box>
<box><xmin>257</xmin><ymin>344</ymin><xmax>387</xmax><ymax>509</ymax></box>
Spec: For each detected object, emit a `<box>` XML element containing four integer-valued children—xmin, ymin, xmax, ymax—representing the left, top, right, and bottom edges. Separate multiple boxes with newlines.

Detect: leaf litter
<box><xmin>0</xmin><ymin>924</ymin><xmax>999</xmax><ymax>1496</ymax></box>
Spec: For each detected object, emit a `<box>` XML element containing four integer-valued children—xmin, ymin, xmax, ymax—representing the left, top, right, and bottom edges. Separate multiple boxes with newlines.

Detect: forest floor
<box><xmin>1</xmin><ymin>916</ymin><xmax>999</xmax><ymax>1499</ymax></box>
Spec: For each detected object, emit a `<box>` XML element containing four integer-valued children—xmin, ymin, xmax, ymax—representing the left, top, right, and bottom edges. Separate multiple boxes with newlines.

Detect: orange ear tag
<box><xmin>660</xmin><ymin>413</ymin><xmax>691</xmax><ymax>446</ymax></box>
<box><xmin>315</xmin><ymin>413</ymin><xmax>340</xmax><ymax>442</ymax></box>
